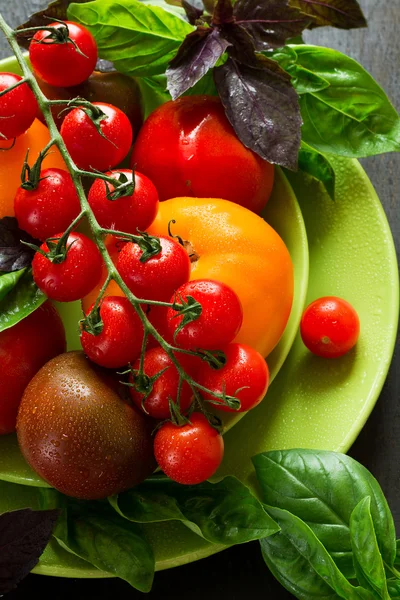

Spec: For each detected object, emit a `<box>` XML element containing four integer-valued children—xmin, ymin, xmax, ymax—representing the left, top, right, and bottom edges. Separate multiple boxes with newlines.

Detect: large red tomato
<box><xmin>131</xmin><ymin>96</ymin><xmax>274</xmax><ymax>214</ymax></box>
<box><xmin>0</xmin><ymin>302</ymin><xmax>66</xmax><ymax>434</ymax></box>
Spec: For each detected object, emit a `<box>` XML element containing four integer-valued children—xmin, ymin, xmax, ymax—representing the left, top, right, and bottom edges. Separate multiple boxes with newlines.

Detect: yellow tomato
<box><xmin>148</xmin><ymin>197</ymin><xmax>293</xmax><ymax>358</ymax></box>
<box><xmin>0</xmin><ymin>119</ymin><xmax>66</xmax><ymax>218</ymax></box>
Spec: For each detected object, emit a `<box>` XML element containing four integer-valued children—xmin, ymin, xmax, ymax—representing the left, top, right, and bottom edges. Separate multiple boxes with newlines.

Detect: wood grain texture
<box><xmin>1</xmin><ymin>1</ymin><xmax>399</xmax><ymax>598</ymax></box>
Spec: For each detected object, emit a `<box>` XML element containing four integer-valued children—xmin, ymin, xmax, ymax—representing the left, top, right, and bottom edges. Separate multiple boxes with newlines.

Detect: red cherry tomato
<box><xmin>0</xmin><ymin>73</ymin><xmax>38</xmax><ymax>140</ymax></box>
<box><xmin>154</xmin><ymin>412</ymin><xmax>224</xmax><ymax>484</ymax></box>
<box><xmin>117</xmin><ymin>236</ymin><xmax>191</xmax><ymax>302</ymax></box>
<box><xmin>131</xmin><ymin>95</ymin><xmax>274</xmax><ymax>214</ymax></box>
<box><xmin>32</xmin><ymin>232</ymin><xmax>102</xmax><ymax>302</ymax></box>
<box><xmin>60</xmin><ymin>102</ymin><xmax>133</xmax><ymax>171</ymax></box>
<box><xmin>129</xmin><ymin>347</ymin><xmax>193</xmax><ymax>420</ymax></box>
<box><xmin>300</xmin><ymin>296</ymin><xmax>360</xmax><ymax>358</ymax></box>
<box><xmin>88</xmin><ymin>169</ymin><xmax>159</xmax><ymax>234</ymax></box>
<box><xmin>196</xmin><ymin>343</ymin><xmax>269</xmax><ymax>413</ymax></box>
<box><xmin>14</xmin><ymin>168</ymin><xmax>81</xmax><ymax>240</ymax></box>
<box><xmin>29</xmin><ymin>21</ymin><xmax>97</xmax><ymax>88</ymax></box>
<box><xmin>0</xmin><ymin>302</ymin><xmax>66</xmax><ymax>434</ymax></box>
<box><xmin>80</xmin><ymin>296</ymin><xmax>144</xmax><ymax>368</ymax></box>
<box><xmin>167</xmin><ymin>279</ymin><xmax>243</xmax><ymax>350</ymax></box>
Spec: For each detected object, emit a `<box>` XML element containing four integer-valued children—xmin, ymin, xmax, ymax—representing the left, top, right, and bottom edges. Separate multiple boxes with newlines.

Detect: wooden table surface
<box><xmin>1</xmin><ymin>1</ymin><xmax>399</xmax><ymax>598</ymax></box>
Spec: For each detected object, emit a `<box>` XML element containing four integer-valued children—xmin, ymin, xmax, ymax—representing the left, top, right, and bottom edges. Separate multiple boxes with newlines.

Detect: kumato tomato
<box><xmin>17</xmin><ymin>352</ymin><xmax>155</xmax><ymax>499</ymax></box>
<box><xmin>154</xmin><ymin>412</ymin><xmax>224</xmax><ymax>485</ymax></box>
<box><xmin>29</xmin><ymin>22</ymin><xmax>97</xmax><ymax>88</ymax></box>
<box><xmin>0</xmin><ymin>73</ymin><xmax>38</xmax><ymax>140</ymax></box>
<box><xmin>131</xmin><ymin>95</ymin><xmax>274</xmax><ymax>214</ymax></box>
<box><xmin>0</xmin><ymin>302</ymin><xmax>66</xmax><ymax>435</ymax></box>
<box><xmin>300</xmin><ymin>296</ymin><xmax>360</xmax><ymax>358</ymax></box>
<box><xmin>148</xmin><ymin>197</ymin><xmax>293</xmax><ymax>358</ymax></box>
<box><xmin>0</xmin><ymin>119</ymin><xmax>66</xmax><ymax>218</ymax></box>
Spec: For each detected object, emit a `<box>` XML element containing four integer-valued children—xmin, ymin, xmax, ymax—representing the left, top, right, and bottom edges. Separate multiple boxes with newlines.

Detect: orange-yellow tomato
<box><xmin>0</xmin><ymin>119</ymin><xmax>66</xmax><ymax>218</ymax></box>
<box><xmin>148</xmin><ymin>198</ymin><xmax>293</xmax><ymax>358</ymax></box>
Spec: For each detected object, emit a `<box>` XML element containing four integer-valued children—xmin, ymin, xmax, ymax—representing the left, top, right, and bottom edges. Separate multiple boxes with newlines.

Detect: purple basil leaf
<box><xmin>212</xmin><ymin>0</ymin><xmax>234</xmax><ymax>25</ymax></box>
<box><xmin>167</xmin><ymin>28</ymin><xmax>230</xmax><ymax>100</ymax></box>
<box><xmin>214</xmin><ymin>54</ymin><xmax>302</xmax><ymax>169</ymax></box>
<box><xmin>233</xmin><ymin>0</ymin><xmax>310</xmax><ymax>50</ymax></box>
<box><xmin>289</xmin><ymin>0</ymin><xmax>367</xmax><ymax>29</ymax></box>
<box><xmin>182</xmin><ymin>0</ymin><xmax>204</xmax><ymax>24</ymax></box>
<box><xmin>0</xmin><ymin>217</ymin><xmax>39</xmax><ymax>273</ymax></box>
<box><xmin>0</xmin><ymin>508</ymin><xmax>60</xmax><ymax>595</ymax></box>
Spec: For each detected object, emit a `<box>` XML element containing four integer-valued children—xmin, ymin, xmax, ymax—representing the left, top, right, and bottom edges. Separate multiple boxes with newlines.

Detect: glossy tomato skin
<box><xmin>117</xmin><ymin>236</ymin><xmax>191</xmax><ymax>302</ymax></box>
<box><xmin>129</xmin><ymin>347</ymin><xmax>193</xmax><ymax>420</ymax></box>
<box><xmin>0</xmin><ymin>302</ymin><xmax>66</xmax><ymax>434</ymax></box>
<box><xmin>131</xmin><ymin>95</ymin><xmax>274</xmax><ymax>214</ymax></box>
<box><xmin>167</xmin><ymin>279</ymin><xmax>243</xmax><ymax>350</ymax></box>
<box><xmin>61</xmin><ymin>102</ymin><xmax>133</xmax><ymax>171</ymax></box>
<box><xmin>300</xmin><ymin>296</ymin><xmax>360</xmax><ymax>358</ymax></box>
<box><xmin>88</xmin><ymin>169</ymin><xmax>159</xmax><ymax>234</ymax></box>
<box><xmin>0</xmin><ymin>73</ymin><xmax>38</xmax><ymax>140</ymax></box>
<box><xmin>196</xmin><ymin>343</ymin><xmax>269</xmax><ymax>413</ymax></box>
<box><xmin>29</xmin><ymin>22</ymin><xmax>97</xmax><ymax>88</ymax></box>
<box><xmin>17</xmin><ymin>351</ymin><xmax>155</xmax><ymax>499</ymax></box>
<box><xmin>14</xmin><ymin>168</ymin><xmax>81</xmax><ymax>240</ymax></box>
<box><xmin>32</xmin><ymin>232</ymin><xmax>102</xmax><ymax>302</ymax></box>
<box><xmin>154</xmin><ymin>412</ymin><xmax>224</xmax><ymax>484</ymax></box>
<box><xmin>80</xmin><ymin>296</ymin><xmax>144</xmax><ymax>368</ymax></box>
<box><xmin>0</xmin><ymin>119</ymin><xmax>66</xmax><ymax>218</ymax></box>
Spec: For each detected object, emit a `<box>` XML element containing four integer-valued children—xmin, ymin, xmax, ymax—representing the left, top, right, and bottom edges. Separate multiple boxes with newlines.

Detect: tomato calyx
<box><xmin>20</xmin><ymin>147</ymin><xmax>51</xmax><ymax>191</ymax></box>
<box><xmin>103</xmin><ymin>170</ymin><xmax>136</xmax><ymax>201</ymax></box>
<box><xmin>57</xmin><ymin>98</ymin><xmax>117</xmax><ymax>147</ymax></box>
<box><xmin>124</xmin><ymin>365</ymin><xmax>171</xmax><ymax>414</ymax></box>
<box><xmin>80</xmin><ymin>303</ymin><xmax>103</xmax><ymax>337</ymax></box>
<box><xmin>27</xmin><ymin>19</ymin><xmax>88</xmax><ymax>59</ymax></box>
<box><xmin>170</xmin><ymin>293</ymin><xmax>203</xmax><ymax>340</ymax></box>
<box><xmin>168</xmin><ymin>219</ymin><xmax>199</xmax><ymax>264</ymax></box>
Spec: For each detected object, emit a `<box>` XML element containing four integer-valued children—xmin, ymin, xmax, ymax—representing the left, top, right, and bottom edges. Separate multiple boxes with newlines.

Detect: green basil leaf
<box><xmin>109</xmin><ymin>475</ymin><xmax>279</xmax><ymax>544</ymax></box>
<box><xmin>0</xmin><ymin>269</ymin><xmax>46</xmax><ymax>333</ymax></box>
<box><xmin>287</xmin><ymin>45</ymin><xmax>400</xmax><ymax>157</ymax></box>
<box><xmin>296</xmin><ymin>141</ymin><xmax>335</xmax><ymax>199</ymax></box>
<box><xmin>53</xmin><ymin>501</ymin><xmax>154</xmax><ymax>593</ymax></box>
<box><xmin>137</xmin><ymin>75</ymin><xmax>170</xmax><ymax>118</ymax></box>
<box><xmin>68</xmin><ymin>0</ymin><xmax>194</xmax><ymax>77</ymax></box>
<box><xmin>0</xmin><ymin>269</ymin><xmax>26</xmax><ymax>302</ymax></box>
<box><xmin>394</xmin><ymin>541</ymin><xmax>400</xmax><ymax>570</ymax></box>
<box><xmin>253</xmin><ymin>450</ymin><xmax>397</xmax><ymax>580</ymax></box>
<box><xmin>261</xmin><ymin>506</ymin><xmax>375</xmax><ymax>600</ymax></box>
<box><xmin>387</xmin><ymin>579</ymin><xmax>400</xmax><ymax>599</ymax></box>
<box><xmin>350</xmin><ymin>497</ymin><xmax>391</xmax><ymax>599</ymax></box>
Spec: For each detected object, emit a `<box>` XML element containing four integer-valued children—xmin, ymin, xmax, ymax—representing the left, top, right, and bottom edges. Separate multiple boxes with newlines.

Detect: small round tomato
<box><xmin>196</xmin><ymin>343</ymin><xmax>269</xmax><ymax>413</ymax></box>
<box><xmin>60</xmin><ymin>102</ymin><xmax>133</xmax><ymax>171</ymax></box>
<box><xmin>88</xmin><ymin>169</ymin><xmax>159</xmax><ymax>234</ymax></box>
<box><xmin>29</xmin><ymin>21</ymin><xmax>97</xmax><ymax>88</ymax></box>
<box><xmin>117</xmin><ymin>236</ymin><xmax>190</xmax><ymax>302</ymax></box>
<box><xmin>32</xmin><ymin>232</ymin><xmax>102</xmax><ymax>302</ymax></box>
<box><xmin>167</xmin><ymin>279</ymin><xmax>243</xmax><ymax>350</ymax></box>
<box><xmin>154</xmin><ymin>412</ymin><xmax>224</xmax><ymax>484</ymax></box>
<box><xmin>80</xmin><ymin>296</ymin><xmax>144</xmax><ymax>368</ymax></box>
<box><xmin>129</xmin><ymin>347</ymin><xmax>193</xmax><ymax>420</ymax></box>
<box><xmin>131</xmin><ymin>95</ymin><xmax>274</xmax><ymax>214</ymax></box>
<box><xmin>300</xmin><ymin>296</ymin><xmax>360</xmax><ymax>358</ymax></box>
<box><xmin>0</xmin><ymin>302</ymin><xmax>66</xmax><ymax>434</ymax></box>
<box><xmin>0</xmin><ymin>73</ymin><xmax>38</xmax><ymax>140</ymax></box>
<box><xmin>14</xmin><ymin>168</ymin><xmax>81</xmax><ymax>240</ymax></box>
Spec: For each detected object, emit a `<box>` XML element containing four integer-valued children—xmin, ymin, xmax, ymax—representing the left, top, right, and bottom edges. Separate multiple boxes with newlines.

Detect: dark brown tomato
<box><xmin>17</xmin><ymin>351</ymin><xmax>155</xmax><ymax>499</ymax></box>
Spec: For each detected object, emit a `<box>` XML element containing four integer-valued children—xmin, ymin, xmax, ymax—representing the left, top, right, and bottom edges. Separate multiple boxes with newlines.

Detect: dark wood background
<box><xmin>1</xmin><ymin>1</ymin><xmax>399</xmax><ymax>598</ymax></box>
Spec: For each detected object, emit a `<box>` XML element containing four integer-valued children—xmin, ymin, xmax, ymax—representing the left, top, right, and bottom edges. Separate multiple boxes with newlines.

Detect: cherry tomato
<box><xmin>196</xmin><ymin>343</ymin><xmax>269</xmax><ymax>413</ymax></box>
<box><xmin>0</xmin><ymin>73</ymin><xmax>38</xmax><ymax>140</ymax></box>
<box><xmin>0</xmin><ymin>302</ymin><xmax>66</xmax><ymax>434</ymax></box>
<box><xmin>117</xmin><ymin>236</ymin><xmax>191</xmax><ymax>302</ymax></box>
<box><xmin>32</xmin><ymin>232</ymin><xmax>102</xmax><ymax>302</ymax></box>
<box><xmin>60</xmin><ymin>102</ymin><xmax>133</xmax><ymax>171</ymax></box>
<box><xmin>88</xmin><ymin>169</ymin><xmax>159</xmax><ymax>234</ymax></box>
<box><xmin>0</xmin><ymin>119</ymin><xmax>66</xmax><ymax>218</ymax></box>
<box><xmin>167</xmin><ymin>279</ymin><xmax>243</xmax><ymax>350</ymax></box>
<box><xmin>132</xmin><ymin>95</ymin><xmax>274</xmax><ymax>214</ymax></box>
<box><xmin>154</xmin><ymin>412</ymin><xmax>224</xmax><ymax>484</ymax></box>
<box><xmin>300</xmin><ymin>296</ymin><xmax>360</xmax><ymax>358</ymax></box>
<box><xmin>129</xmin><ymin>347</ymin><xmax>193</xmax><ymax>420</ymax></box>
<box><xmin>80</xmin><ymin>296</ymin><xmax>144</xmax><ymax>368</ymax></box>
<box><xmin>14</xmin><ymin>168</ymin><xmax>81</xmax><ymax>240</ymax></box>
<box><xmin>29</xmin><ymin>21</ymin><xmax>97</xmax><ymax>88</ymax></box>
